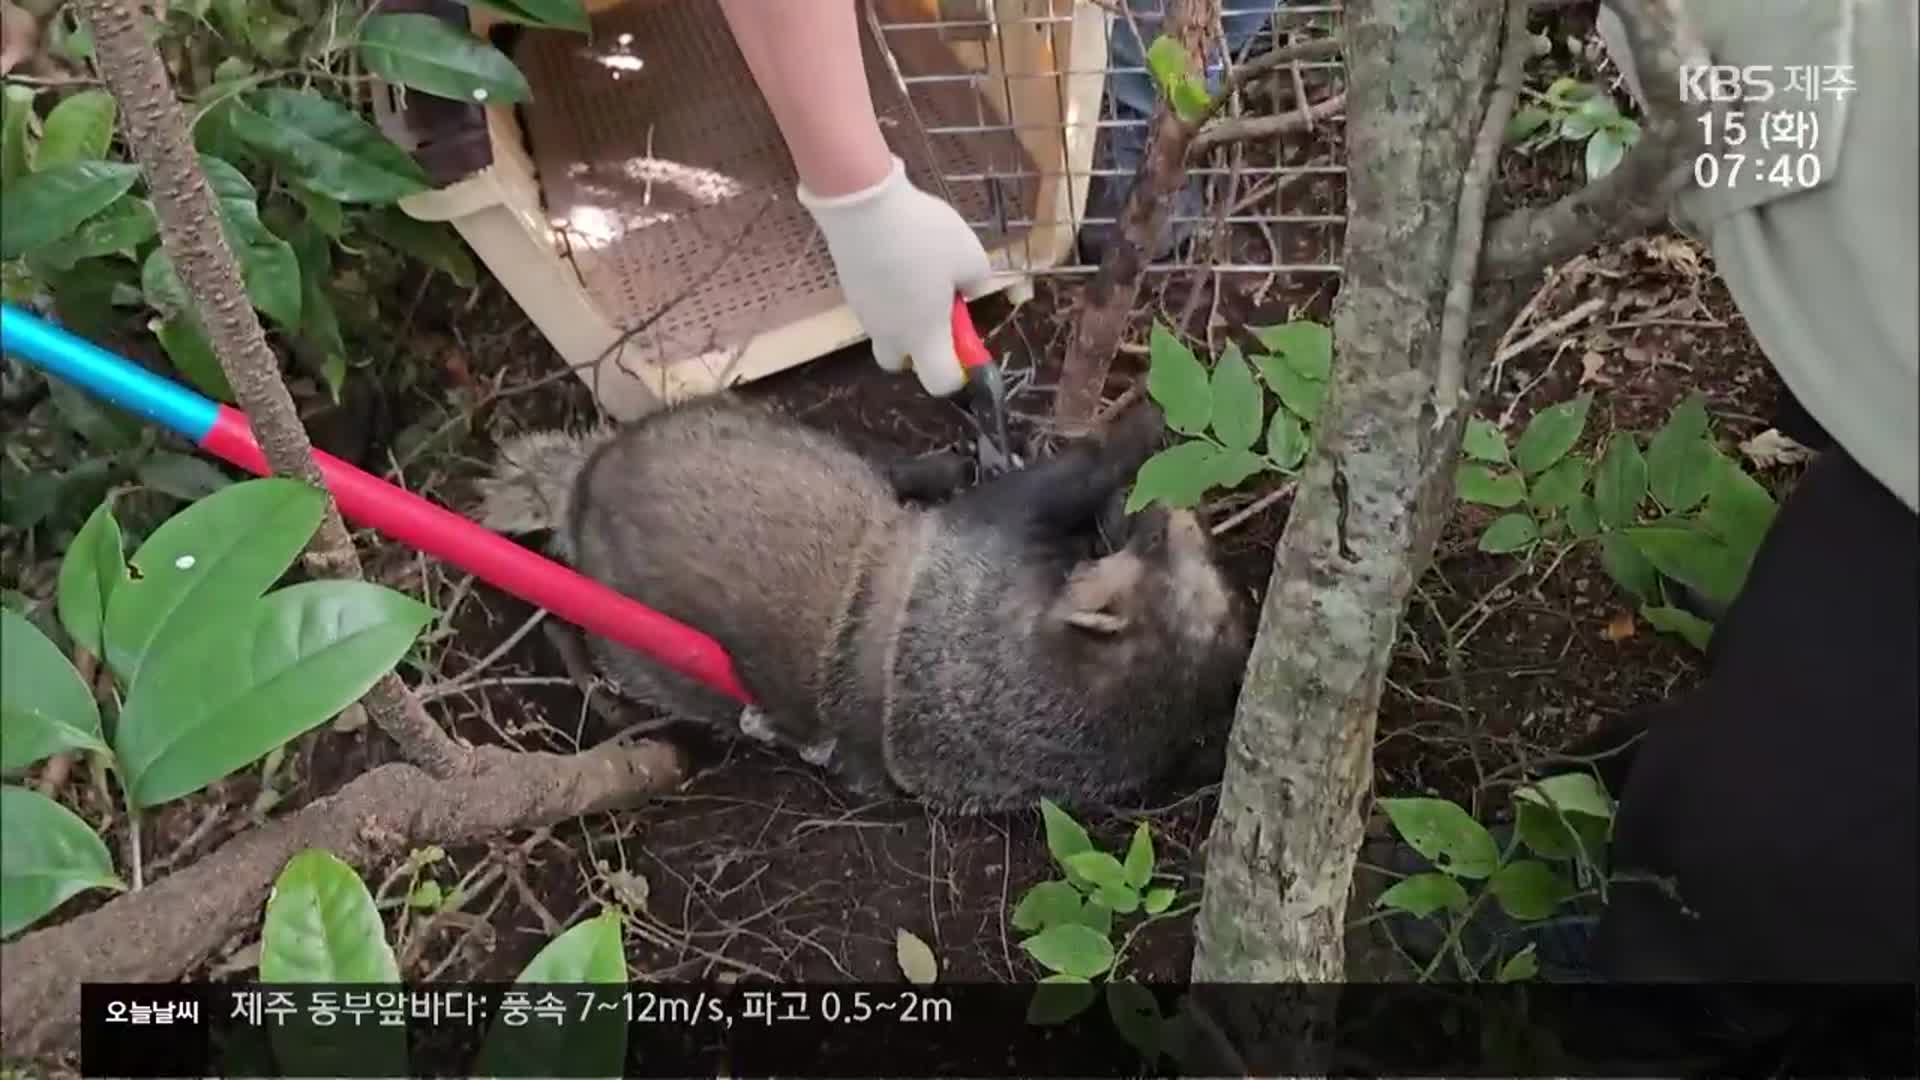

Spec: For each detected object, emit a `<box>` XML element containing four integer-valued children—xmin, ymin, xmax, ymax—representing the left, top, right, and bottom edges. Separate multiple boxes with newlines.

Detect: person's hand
<box><xmin>799</xmin><ymin>155</ymin><xmax>995</xmax><ymax>397</ymax></box>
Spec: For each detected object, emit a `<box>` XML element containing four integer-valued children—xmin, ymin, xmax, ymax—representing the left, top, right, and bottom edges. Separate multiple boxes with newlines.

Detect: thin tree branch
<box><xmin>1190</xmin><ymin>92</ymin><xmax>1346</xmax><ymax>154</ymax></box>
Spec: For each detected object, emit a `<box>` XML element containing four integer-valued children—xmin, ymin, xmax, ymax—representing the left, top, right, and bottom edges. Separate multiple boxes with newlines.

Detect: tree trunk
<box><xmin>72</xmin><ymin>0</ymin><xmax>468</xmax><ymax>777</ymax></box>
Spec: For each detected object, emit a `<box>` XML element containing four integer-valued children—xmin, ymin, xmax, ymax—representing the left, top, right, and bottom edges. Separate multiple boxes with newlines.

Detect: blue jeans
<box><xmin>1083</xmin><ymin>0</ymin><xmax>1273</xmax><ymax>259</ymax></box>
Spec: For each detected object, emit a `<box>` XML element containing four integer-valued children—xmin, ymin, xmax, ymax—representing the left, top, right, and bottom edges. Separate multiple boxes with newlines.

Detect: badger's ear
<box><xmin>1053</xmin><ymin>550</ymin><xmax>1146</xmax><ymax>635</ymax></box>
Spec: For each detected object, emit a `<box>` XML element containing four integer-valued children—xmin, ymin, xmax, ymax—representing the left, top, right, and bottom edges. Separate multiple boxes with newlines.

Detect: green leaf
<box><xmin>115</xmin><ymin>580</ymin><xmax>435</xmax><ymax>808</ymax></box>
<box><xmin>1124</xmin><ymin>440</ymin><xmax>1222</xmax><ymax>513</ymax></box>
<box><xmin>1586</xmin><ymin>126</ymin><xmax>1627</xmax><ymax>180</ymax></box>
<box><xmin>1208</xmin><ymin>342</ymin><xmax>1263</xmax><ymax>451</ymax></box>
<box><xmin>1026</xmin><ymin>974</ymin><xmax>1096</xmax><ymax>1025</ymax></box>
<box><xmin>0</xmin><ymin>161</ymin><xmax>142</xmax><ymax>261</ymax></box>
<box><xmin>47</xmin><ymin>378</ymin><xmax>142</xmax><ymax>452</ymax></box>
<box><xmin>257</xmin><ymin>849</ymin><xmax>403</xmax><ymax>1076</ymax></box>
<box><xmin>227</xmin><ymin>90</ymin><xmax>431</xmax><ymax>204</ymax></box>
<box><xmin>33</xmin><ymin>197</ymin><xmax>160</xmax><ymax>273</ymax></box>
<box><xmin>473</xmin><ymin>908</ymin><xmax>628</xmax><ymax>1080</ymax></box>
<box><xmin>1515</xmin><ymin>800</ymin><xmax>1586</xmax><ymax>861</ymax></box>
<box><xmin>1</xmin><ymin>609</ymin><xmax>108</xmax><ymax>772</ymax></box>
<box><xmin>1496</xmin><ymin>943</ymin><xmax>1540</xmax><ymax>982</ymax></box>
<box><xmin>1205</xmin><ymin>447</ymin><xmax>1269</xmax><ymax>493</ymax></box>
<box><xmin>1528</xmin><ymin>454</ymin><xmax>1588</xmax><ymax>513</ymax></box>
<box><xmin>34</xmin><ymin>90</ymin><xmax>117</xmax><ymax>168</ymax></box>
<box><xmin>1455</xmin><ymin>464</ymin><xmax>1526</xmax><ymax>508</ymax></box>
<box><xmin>1106</xmin><ymin>980</ymin><xmax>1164</xmax><ymax>1061</ymax></box>
<box><xmin>1513</xmin><ymin>394</ymin><xmax>1592</xmax><ymax>476</ymax></box>
<box><xmin>1145</xmin><ymin>323</ymin><xmax>1211</xmax><ymax>436</ymax></box>
<box><xmin>1593</xmin><ymin>433</ymin><xmax>1649</xmax><ymax>529</ymax></box>
<box><xmin>1376</xmin><ymin>872</ymin><xmax>1470</xmax><ymax>918</ymax></box>
<box><xmin>1011</xmin><ymin>880</ymin><xmax>1085</xmax><ymax>933</ymax></box>
<box><xmin>358</xmin><ymin>14</ymin><xmax>533</xmax><ymax>105</ymax></box>
<box><xmin>1064</xmin><ymin>850</ymin><xmax>1130</xmax><ymax>893</ymax></box>
<box><xmin>1</xmin><ymin>83</ymin><xmax>34</xmax><ymax>183</ymax></box>
<box><xmin>1599</xmin><ymin>531</ymin><xmax>1659</xmax><ymax>601</ymax></box>
<box><xmin>288</xmin><ymin>181</ymin><xmax>346</xmax><ymax>238</ymax></box>
<box><xmin>468</xmin><ymin>0</ymin><xmax>590</xmax><ymax>32</ymax></box>
<box><xmin>1122</xmin><ymin>822</ymin><xmax>1154</xmax><ymax>889</ymax></box>
<box><xmin>136</xmin><ymin>452</ymin><xmax>234</xmax><ymax>502</ymax></box>
<box><xmin>1253</xmin><ymin>352</ymin><xmax>1326</xmax><ymax>424</ymax></box>
<box><xmin>1642</xmin><ymin>603</ymin><xmax>1714</xmax><ymax>651</ymax></box>
<box><xmin>1505</xmin><ymin>105</ymin><xmax>1551</xmax><ymax>143</ymax></box>
<box><xmin>101</xmin><ymin>477</ymin><xmax>327</xmax><ymax>685</ymax></box>
<box><xmin>1621</xmin><ymin>525</ymin><xmax>1745</xmax><ymax>611</ymax></box>
<box><xmin>55</xmin><ymin>500</ymin><xmax>127</xmax><ymax>661</ymax></box>
<box><xmin>1142</xmin><ymin>886</ymin><xmax>1176</xmax><ymax>914</ymax></box>
<box><xmin>1039</xmin><ymin>799</ymin><xmax>1093</xmax><ymax>867</ymax></box>
<box><xmin>1478</xmin><ymin>513</ymin><xmax>1539</xmax><ymax>554</ymax></box>
<box><xmin>895</xmin><ymin>927</ymin><xmax>939</xmax><ymax>984</ymax></box>
<box><xmin>1250</xmin><ymin>321</ymin><xmax>1332</xmax><ymax>380</ymax></box>
<box><xmin>1462</xmin><ymin>417</ymin><xmax>1509</xmax><ymax>464</ymax></box>
<box><xmin>260</xmin><ymin>849</ymin><xmax>402</xmax><ymax>982</ymax></box>
<box><xmin>1700</xmin><ymin>451</ymin><xmax>1776</xmax><ymax>562</ymax></box>
<box><xmin>1096</xmin><ymin>883</ymin><xmax>1140</xmax><ymax>915</ymax></box>
<box><xmin>1488</xmin><ymin>860</ymin><xmax>1574</xmax><ymax>921</ymax></box>
<box><xmin>271</xmin><ymin>210</ymin><xmax>349</xmax><ymax>388</ymax></box>
<box><xmin>516</xmin><ymin>906</ymin><xmax>627</xmax><ymax>981</ymax></box>
<box><xmin>1565</xmin><ymin>495</ymin><xmax>1601</xmax><ymax>540</ymax></box>
<box><xmin>141</xmin><ymin>159</ymin><xmax>303</xmax><ymax>329</ymax></box>
<box><xmin>1377</xmin><ymin>797</ymin><xmax>1500</xmax><ymax>880</ymax></box>
<box><xmin>1266</xmin><ymin>407</ymin><xmax>1309</xmax><ymax>472</ymax></box>
<box><xmin>1645</xmin><ymin>393</ymin><xmax>1715</xmax><ymax>512</ymax></box>
<box><xmin>1513</xmin><ymin>772</ymin><xmax>1614</xmax><ymax>821</ymax></box>
<box><xmin>1021</xmin><ymin>922</ymin><xmax>1115</xmax><ymax>979</ymax></box>
<box><xmin>0</xmin><ymin>784</ymin><xmax>124</xmax><ymax>938</ymax></box>
<box><xmin>367</xmin><ymin>208</ymin><xmax>477</xmax><ymax>287</ymax></box>
<box><xmin>1074</xmin><ymin>896</ymin><xmax>1114</xmax><ymax>937</ymax></box>
<box><xmin>152</xmin><ymin>314</ymin><xmax>236</xmax><ymax>403</ymax></box>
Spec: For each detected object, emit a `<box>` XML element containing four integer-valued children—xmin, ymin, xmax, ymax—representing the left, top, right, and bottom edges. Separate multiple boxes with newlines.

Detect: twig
<box><xmin>1210</xmin><ymin>481</ymin><xmax>1297</xmax><ymax>537</ymax></box>
<box><xmin>1190</xmin><ymin>92</ymin><xmax>1346</xmax><ymax>154</ymax></box>
<box><xmin>1432</xmin><ymin>0</ymin><xmax>1531</xmax><ymax>424</ymax></box>
<box><xmin>1493</xmin><ymin>294</ymin><xmax>1607</xmax><ymax>371</ymax></box>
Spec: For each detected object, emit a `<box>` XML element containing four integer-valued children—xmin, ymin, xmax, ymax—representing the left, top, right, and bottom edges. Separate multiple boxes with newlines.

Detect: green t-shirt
<box><xmin>1601</xmin><ymin>0</ymin><xmax>1918</xmax><ymax>512</ymax></box>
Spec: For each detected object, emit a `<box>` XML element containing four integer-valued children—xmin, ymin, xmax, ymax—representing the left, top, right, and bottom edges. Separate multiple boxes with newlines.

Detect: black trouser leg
<box><xmin>1589</xmin><ymin>445</ymin><xmax>1918</xmax><ymax>982</ymax></box>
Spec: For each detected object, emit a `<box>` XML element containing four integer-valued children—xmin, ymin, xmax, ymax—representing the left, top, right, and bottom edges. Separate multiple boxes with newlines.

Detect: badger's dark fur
<box><xmin>475</xmin><ymin>394</ymin><xmax>1251</xmax><ymax>813</ymax></box>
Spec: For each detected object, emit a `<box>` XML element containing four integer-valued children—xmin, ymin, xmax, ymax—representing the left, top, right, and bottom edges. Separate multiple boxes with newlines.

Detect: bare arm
<box><xmin>717</xmin><ymin>0</ymin><xmax>893</xmax><ymax>197</ymax></box>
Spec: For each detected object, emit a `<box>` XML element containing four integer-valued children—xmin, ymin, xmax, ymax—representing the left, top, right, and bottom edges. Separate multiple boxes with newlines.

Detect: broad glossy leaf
<box><xmin>1253</xmin><ymin>351</ymin><xmax>1326</xmax><ymax>424</ymax></box>
<box><xmin>200</xmin><ymin>154</ymin><xmax>303</xmax><ymax>329</ymax></box>
<box><xmin>1376</xmin><ymin>871</ymin><xmax>1469</xmax><ymax>918</ymax></box>
<box><xmin>1106</xmin><ymin>980</ymin><xmax>1164</xmax><ymax>1061</ymax></box>
<box><xmin>1645</xmin><ymin>393</ymin><xmax>1714</xmax><ymax>512</ymax></box>
<box><xmin>1599</xmin><ymin>531</ymin><xmax>1658</xmax><ymax>601</ymax></box>
<box><xmin>1488</xmin><ymin>859</ymin><xmax>1573</xmax><ymax>921</ymax></box>
<box><xmin>1266</xmin><ymin>406</ymin><xmax>1308</xmax><ymax>471</ymax></box>
<box><xmin>516</xmin><ymin>906</ymin><xmax>627</xmax><ymax>982</ymax></box>
<box><xmin>469</xmin><ymin>0</ymin><xmax>590</xmax><ymax>32</ymax></box>
<box><xmin>894</xmin><ymin>927</ymin><xmax>939</xmax><ymax>985</ymax></box>
<box><xmin>1064</xmin><ymin>850</ymin><xmax>1129</xmax><ymax>893</ymax></box>
<box><xmin>1378</xmin><ymin>797</ymin><xmax>1500</xmax><ymax>880</ymax></box>
<box><xmin>0</xmin><ymin>784</ymin><xmax>124</xmax><ymax>938</ymax></box>
<box><xmin>1122</xmin><ymin>822</ymin><xmax>1153</xmax><ymax>889</ymax></box>
<box><xmin>1205</xmin><ymin>447</ymin><xmax>1268</xmax><ymax>493</ymax></box>
<box><xmin>35</xmin><ymin>90</ymin><xmax>117</xmax><ymax>168</ymax></box>
<box><xmin>1513</xmin><ymin>394</ymin><xmax>1592</xmax><ymax>476</ymax></box>
<box><xmin>1528</xmin><ymin>454</ymin><xmax>1588</xmax><ymax>513</ymax></box>
<box><xmin>260</xmin><ymin>849</ymin><xmax>401</xmax><ymax>983</ymax></box>
<box><xmin>1478</xmin><ymin>512</ymin><xmax>1539</xmax><ymax>554</ymax></box>
<box><xmin>1</xmin><ymin>609</ymin><xmax>108</xmax><ymax>772</ymax></box>
<box><xmin>152</xmin><ymin>314</ymin><xmax>236</xmax><ymax>403</ymax></box>
<box><xmin>1455</xmin><ymin>464</ymin><xmax>1526</xmax><ymax>508</ymax></box>
<box><xmin>367</xmin><ymin>208</ymin><xmax>476</xmax><ymax>287</ymax></box>
<box><xmin>1011</xmin><ymin>880</ymin><xmax>1085</xmax><ymax>933</ymax></box>
<box><xmin>1642</xmin><ymin>603</ymin><xmax>1714</xmax><ymax>651</ymax></box>
<box><xmin>1039</xmin><ymin>798</ymin><xmax>1092</xmax><ymax>866</ymax></box>
<box><xmin>1027</xmin><ymin>974</ymin><xmax>1096</xmax><ymax>1025</ymax></box>
<box><xmin>1700</xmin><ymin>451</ymin><xmax>1777</xmax><ymax>561</ymax></box>
<box><xmin>0</xmin><ymin>161</ymin><xmax>142</xmax><ymax>261</ymax></box>
<box><xmin>1097</xmin><ymin>882</ymin><xmax>1140</xmax><ymax>915</ymax></box>
<box><xmin>101</xmin><ymin>477</ymin><xmax>326</xmax><ymax>685</ymax></box>
<box><xmin>1250</xmin><ymin>321</ymin><xmax>1332</xmax><ymax>380</ymax></box>
<box><xmin>260</xmin><ymin>849</ymin><xmax>407</xmax><ymax>1079</ymax></box>
<box><xmin>472</xmin><ymin>909</ymin><xmax>631</xmax><ymax>1080</ymax></box>
<box><xmin>1</xmin><ymin>83</ymin><xmax>33</xmax><ymax>183</ymax></box>
<box><xmin>33</xmin><ymin>197</ymin><xmax>160</xmax><ymax>273</ymax></box>
<box><xmin>1513</xmin><ymin>772</ymin><xmax>1613</xmax><ymax>821</ymax></box>
<box><xmin>1142</xmin><ymin>886</ymin><xmax>1175</xmax><ymax>914</ymax></box>
<box><xmin>1462</xmin><ymin>417</ymin><xmax>1509</xmax><ymax>464</ymax></box>
<box><xmin>358</xmin><ymin>14</ymin><xmax>532</xmax><ymax>105</ymax></box>
<box><xmin>1021</xmin><ymin>922</ymin><xmax>1114</xmax><ymax>979</ymax></box>
<box><xmin>1593</xmin><ymin>432</ymin><xmax>1648</xmax><ymax>529</ymax></box>
<box><xmin>115</xmin><ymin>580</ymin><xmax>435</xmax><ymax>808</ymax></box>
<box><xmin>1208</xmin><ymin>342</ymin><xmax>1263</xmax><ymax>451</ymax></box>
<box><xmin>228</xmin><ymin>90</ymin><xmax>429</xmax><ymax>204</ymax></box>
<box><xmin>55</xmin><ymin>500</ymin><xmax>127</xmax><ymax>660</ymax></box>
<box><xmin>136</xmin><ymin>452</ymin><xmax>235</xmax><ymax>502</ymax></box>
<box><xmin>1621</xmin><ymin>525</ymin><xmax>1745</xmax><ymax>611</ymax></box>
<box><xmin>1145</xmin><ymin>323</ymin><xmax>1211</xmax><ymax>436</ymax></box>
<box><xmin>1125</xmin><ymin>440</ymin><xmax>1222</xmax><ymax>513</ymax></box>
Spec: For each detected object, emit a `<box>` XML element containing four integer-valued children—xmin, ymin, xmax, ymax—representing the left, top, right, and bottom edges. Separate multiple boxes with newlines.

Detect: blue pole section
<box><xmin>0</xmin><ymin>302</ymin><xmax>221</xmax><ymax>443</ymax></box>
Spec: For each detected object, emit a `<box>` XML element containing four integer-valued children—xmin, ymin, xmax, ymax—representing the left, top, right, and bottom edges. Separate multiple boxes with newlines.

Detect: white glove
<box><xmin>798</xmin><ymin>155</ymin><xmax>995</xmax><ymax>397</ymax></box>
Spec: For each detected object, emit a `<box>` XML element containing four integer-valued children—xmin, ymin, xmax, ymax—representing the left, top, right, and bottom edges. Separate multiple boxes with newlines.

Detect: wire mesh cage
<box><xmin>386</xmin><ymin>0</ymin><xmax>1347</xmax><ymax>418</ymax></box>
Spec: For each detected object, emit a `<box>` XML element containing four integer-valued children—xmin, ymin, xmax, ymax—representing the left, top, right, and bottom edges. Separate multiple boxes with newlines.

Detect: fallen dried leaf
<box><xmin>1739</xmin><ymin>428</ymin><xmax>1816</xmax><ymax>470</ymax></box>
<box><xmin>895</xmin><ymin>928</ymin><xmax>939</xmax><ymax>985</ymax></box>
<box><xmin>1603</xmin><ymin>610</ymin><xmax>1637</xmax><ymax>642</ymax></box>
<box><xmin>1578</xmin><ymin>350</ymin><xmax>1613</xmax><ymax>386</ymax></box>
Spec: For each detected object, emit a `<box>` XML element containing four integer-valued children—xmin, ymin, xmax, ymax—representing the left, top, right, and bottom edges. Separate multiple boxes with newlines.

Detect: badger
<box><xmin>475</xmin><ymin>393</ymin><xmax>1251</xmax><ymax>814</ymax></box>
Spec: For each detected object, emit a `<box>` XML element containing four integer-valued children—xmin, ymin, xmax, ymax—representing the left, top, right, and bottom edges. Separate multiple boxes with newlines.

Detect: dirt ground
<box><xmin>2</xmin><ymin>5</ymin><xmax>1805</xmax><ymax>1005</ymax></box>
